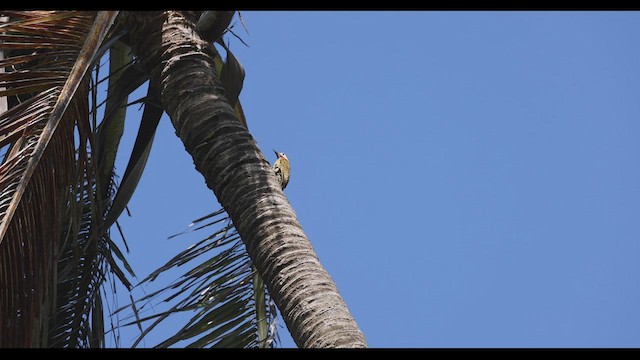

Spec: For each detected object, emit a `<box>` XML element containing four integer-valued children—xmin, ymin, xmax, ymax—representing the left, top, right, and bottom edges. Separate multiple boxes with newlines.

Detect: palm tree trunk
<box><xmin>120</xmin><ymin>11</ymin><xmax>367</xmax><ymax>348</ymax></box>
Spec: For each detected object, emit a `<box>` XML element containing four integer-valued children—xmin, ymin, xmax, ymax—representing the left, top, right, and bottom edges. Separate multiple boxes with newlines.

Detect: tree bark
<box><xmin>120</xmin><ymin>11</ymin><xmax>367</xmax><ymax>348</ymax></box>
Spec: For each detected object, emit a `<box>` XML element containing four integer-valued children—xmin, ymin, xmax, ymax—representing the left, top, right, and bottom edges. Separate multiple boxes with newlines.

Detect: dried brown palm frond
<box><xmin>0</xmin><ymin>10</ymin><xmax>130</xmax><ymax>348</ymax></box>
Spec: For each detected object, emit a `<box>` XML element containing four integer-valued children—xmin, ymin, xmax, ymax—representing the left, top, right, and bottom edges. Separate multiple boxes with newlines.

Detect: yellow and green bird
<box><xmin>273</xmin><ymin>150</ymin><xmax>290</xmax><ymax>190</ymax></box>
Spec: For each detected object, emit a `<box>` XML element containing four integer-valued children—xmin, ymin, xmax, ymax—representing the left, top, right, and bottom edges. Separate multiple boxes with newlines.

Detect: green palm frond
<box><xmin>103</xmin><ymin>69</ymin><xmax>160</xmax><ymax>229</ymax></box>
<box><xmin>120</xmin><ymin>209</ymin><xmax>278</xmax><ymax>348</ymax></box>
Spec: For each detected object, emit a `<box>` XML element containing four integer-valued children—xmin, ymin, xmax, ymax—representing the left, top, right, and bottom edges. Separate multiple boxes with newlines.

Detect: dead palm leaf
<box><xmin>0</xmin><ymin>10</ymin><xmax>134</xmax><ymax>348</ymax></box>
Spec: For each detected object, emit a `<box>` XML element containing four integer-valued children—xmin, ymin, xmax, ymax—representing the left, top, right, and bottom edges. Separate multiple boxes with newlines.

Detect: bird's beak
<box><xmin>273</xmin><ymin>149</ymin><xmax>279</xmax><ymax>157</ymax></box>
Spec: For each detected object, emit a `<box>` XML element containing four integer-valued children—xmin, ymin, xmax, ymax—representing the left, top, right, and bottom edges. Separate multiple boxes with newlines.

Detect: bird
<box><xmin>272</xmin><ymin>150</ymin><xmax>290</xmax><ymax>190</ymax></box>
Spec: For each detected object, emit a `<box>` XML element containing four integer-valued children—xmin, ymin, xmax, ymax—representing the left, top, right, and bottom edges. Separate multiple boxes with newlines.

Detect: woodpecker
<box><xmin>272</xmin><ymin>150</ymin><xmax>290</xmax><ymax>190</ymax></box>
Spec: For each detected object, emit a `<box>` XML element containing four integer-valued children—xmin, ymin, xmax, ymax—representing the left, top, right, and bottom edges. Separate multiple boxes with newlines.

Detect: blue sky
<box><xmin>110</xmin><ymin>11</ymin><xmax>640</xmax><ymax>348</ymax></box>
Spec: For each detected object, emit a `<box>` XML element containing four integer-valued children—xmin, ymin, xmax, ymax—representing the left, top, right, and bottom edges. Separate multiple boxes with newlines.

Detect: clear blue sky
<box><xmin>109</xmin><ymin>11</ymin><xmax>640</xmax><ymax>348</ymax></box>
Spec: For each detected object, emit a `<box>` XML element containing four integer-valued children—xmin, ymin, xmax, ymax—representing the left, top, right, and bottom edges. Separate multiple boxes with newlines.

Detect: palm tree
<box><xmin>0</xmin><ymin>10</ymin><xmax>366</xmax><ymax>348</ymax></box>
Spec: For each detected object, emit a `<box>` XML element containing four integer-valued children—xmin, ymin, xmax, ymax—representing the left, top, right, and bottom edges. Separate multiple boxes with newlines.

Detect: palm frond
<box><xmin>196</xmin><ymin>11</ymin><xmax>235</xmax><ymax>44</ymax></box>
<box><xmin>96</xmin><ymin>40</ymin><xmax>133</xmax><ymax>194</ymax></box>
<box><xmin>120</xmin><ymin>209</ymin><xmax>278</xmax><ymax>348</ymax></box>
<box><xmin>103</xmin><ymin>72</ymin><xmax>161</xmax><ymax>228</ymax></box>
<box><xmin>215</xmin><ymin>42</ymin><xmax>247</xmax><ymax>130</ymax></box>
<box><xmin>0</xmin><ymin>11</ymin><xmax>139</xmax><ymax>348</ymax></box>
<box><xmin>0</xmin><ymin>11</ymin><xmax>117</xmax><ymax>240</ymax></box>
